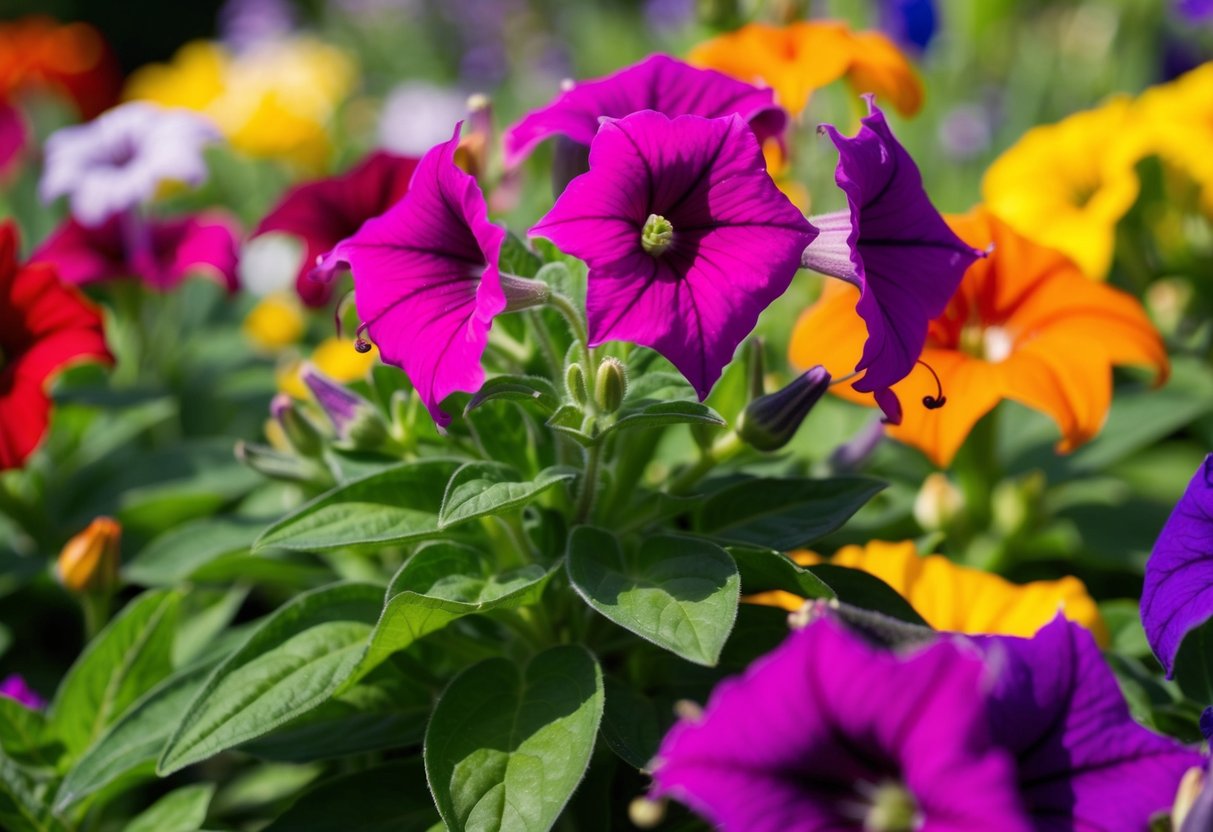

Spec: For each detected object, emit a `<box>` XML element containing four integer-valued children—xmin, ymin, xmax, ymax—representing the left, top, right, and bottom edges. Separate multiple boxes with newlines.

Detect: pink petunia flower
<box><xmin>530</xmin><ymin>110</ymin><xmax>817</xmax><ymax>399</ymax></box>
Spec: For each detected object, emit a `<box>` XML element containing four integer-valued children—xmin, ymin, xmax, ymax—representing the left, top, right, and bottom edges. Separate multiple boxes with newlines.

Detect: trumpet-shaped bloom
<box><xmin>531</xmin><ymin>111</ymin><xmax>816</xmax><ymax>398</ymax></box>
<box><xmin>652</xmin><ymin>614</ymin><xmax>1033</xmax><ymax>831</ymax></box>
<box><xmin>687</xmin><ymin>21</ymin><xmax>923</xmax><ymax>117</ymax></box>
<box><xmin>748</xmin><ymin>541</ymin><xmax>1108</xmax><ymax>644</ymax></box>
<box><xmin>803</xmin><ymin>98</ymin><xmax>983</xmax><ymax>423</ymax></box>
<box><xmin>32</xmin><ymin>213</ymin><xmax>239</xmax><ymax>292</ymax></box>
<box><xmin>40</xmin><ymin>102</ymin><xmax>220</xmax><ymax>227</ymax></box>
<box><xmin>1141</xmin><ymin>454</ymin><xmax>1213</xmax><ymax>677</ymax></box>
<box><xmin>503</xmin><ymin>54</ymin><xmax>787</xmax><ymax>168</ymax></box>
<box><xmin>982</xmin><ymin>98</ymin><xmax>1142</xmax><ymax>279</ymax></box>
<box><xmin>791</xmin><ymin>207</ymin><xmax>1168</xmax><ymax>467</ymax></box>
<box><xmin>254</xmin><ymin>150</ymin><xmax>419</xmax><ymax>306</ymax></box>
<box><xmin>319</xmin><ymin>125</ymin><xmax>505</xmax><ymax>427</ymax></box>
<box><xmin>0</xmin><ymin>223</ymin><xmax>112</xmax><ymax>471</ymax></box>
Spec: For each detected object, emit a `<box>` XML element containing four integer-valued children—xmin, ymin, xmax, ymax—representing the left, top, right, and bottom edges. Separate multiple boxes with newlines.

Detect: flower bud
<box><xmin>565</xmin><ymin>362</ymin><xmax>588</xmax><ymax>406</ymax></box>
<box><xmin>57</xmin><ymin>517</ymin><xmax>120</xmax><ymax>595</ymax></box>
<box><xmin>991</xmin><ymin>471</ymin><xmax>1044</xmax><ymax>538</ymax></box>
<box><xmin>235</xmin><ymin>440</ymin><xmax>332</xmax><ymax>486</ymax></box>
<box><xmin>299</xmin><ymin>363</ymin><xmax>390</xmax><ymax>451</ymax></box>
<box><xmin>1172</xmin><ymin>763</ymin><xmax>1213</xmax><ymax>832</ymax></box>
<box><xmin>595</xmin><ymin>357</ymin><xmax>627</xmax><ymax>414</ymax></box>
<box><xmin>736</xmin><ymin>366</ymin><xmax>830</xmax><ymax>452</ymax></box>
<box><xmin>912</xmin><ymin>472</ymin><xmax>964</xmax><ymax>532</ymax></box>
<box><xmin>628</xmin><ymin>797</ymin><xmax>666</xmax><ymax>829</ymax></box>
<box><xmin>270</xmin><ymin>393</ymin><xmax>325</xmax><ymax>456</ymax></box>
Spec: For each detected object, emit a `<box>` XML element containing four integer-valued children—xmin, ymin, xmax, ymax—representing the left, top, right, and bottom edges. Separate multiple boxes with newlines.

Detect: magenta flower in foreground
<box><xmin>531</xmin><ymin>111</ymin><xmax>817</xmax><ymax>398</ymax></box>
<box><xmin>503</xmin><ymin>54</ymin><xmax>788</xmax><ymax>169</ymax></box>
<box><xmin>1141</xmin><ymin>454</ymin><xmax>1213</xmax><ymax>677</ymax></box>
<box><xmin>652</xmin><ymin>614</ymin><xmax>1032</xmax><ymax>831</ymax></box>
<box><xmin>0</xmin><ymin>674</ymin><xmax>44</xmax><ymax>710</ymax></box>
<box><xmin>33</xmin><ymin>213</ymin><xmax>239</xmax><ymax>292</ymax></box>
<box><xmin>319</xmin><ymin>125</ymin><xmax>506</xmax><ymax>428</ymax></box>
<box><xmin>801</xmin><ymin>97</ymin><xmax>983</xmax><ymax>424</ymax></box>
<box><xmin>254</xmin><ymin>150</ymin><xmax>419</xmax><ymax>306</ymax></box>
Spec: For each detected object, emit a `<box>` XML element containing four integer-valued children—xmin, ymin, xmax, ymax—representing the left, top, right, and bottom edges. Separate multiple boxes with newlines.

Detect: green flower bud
<box><xmin>736</xmin><ymin>366</ymin><xmax>830</xmax><ymax>452</ymax></box>
<box><xmin>595</xmin><ymin>357</ymin><xmax>627</xmax><ymax>414</ymax></box>
<box><xmin>270</xmin><ymin>394</ymin><xmax>325</xmax><ymax>456</ymax></box>
<box><xmin>912</xmin><ymin>472</ymin><xmax>964</xmax><ymax>532</ymax></box>
<box><xmin>565</xmin><ymin>362</ymin><xmax>588</xmax><ymax>406</ymax></box>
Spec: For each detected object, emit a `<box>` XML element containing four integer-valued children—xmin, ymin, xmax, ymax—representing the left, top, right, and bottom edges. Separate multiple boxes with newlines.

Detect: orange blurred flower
<box><xmin>790</xmin><ymin>206</ymin><xmax>1168</xmax><ymax>467</ymax></box>
<box><xmin>0</xmin><ymin>16</ymin><xmax>119</xmax><ymax>118</ymax></box>
<box><xmin>57</xmin><ymin>517</ymin><xmax>121</xmax><ymax>594</ymax></box>
<box><xmin>687</xmin><ymin>21</ymin><xmax>922</xmax><ymax>117</ymax></box>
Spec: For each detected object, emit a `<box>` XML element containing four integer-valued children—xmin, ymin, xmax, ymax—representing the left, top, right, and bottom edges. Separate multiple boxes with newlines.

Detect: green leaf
<box><xmin>599</xmin><ymin>678</ymin><xmax>662</xmax><ymax>771</ymax></box>
<box><xmin>0</xmin><ymin>753</ymin><xmax>68</xmax><ymax>832</ymax></box>
<box><xmin>50</xmin><ymin>590</ymin><xmax>180</xmax><ymax>758</ymax></box>
<box><xmin>608</xmin><ymin>401</ymin><xmax>725</xmax><ymax>434</ymax></box>
<box><xmin>158</xmin><ymin>583</ymin><xmax>382</xmax><ymax>775</ymax></box>
<box><xmin>545</xmin><ymin>406</ymin><xmax>594</xmax><ymax>447</ymax></box>
<box><xmin>0</xmin><ymin>700</ymin><xmax>59</xmax><ymax>772</ymax></box>
<box><xmin>125</xmin><ymin>517</ymin><xmax>266</xmax><ymax>586</ymax></box>
<box><xmin>809</xmin><ymin>564</ymin><xmax>928</xmax><ymax>626</ymax></box>
<box><xmin>567</xmin><ymin>528</ymin><xmax>740</xmax><ymax>666</ymax></box>
<box><xmin>440</xmin><ymin>463</ymin><xmax>575</xmax><ymax>528</ymax></box>
<box><xmin>695</xmin><ymin>476</ymin><xmax>886</xmax><ymax>550</ymax></box>
<box><xmin>255</xmin><ymin>460</ymin><xmax>460</xmax><ymax>552</ymax></box>
<box><xmin>263</xmin><ymin>759</ymin><xmax>439</xmax><ymax>832</ymax></box>
<box><xmin>125</xmin><ymin>784</ymin><xmax>213</xmax><ymax>832</ymax></box>
<box><xmin>727</xmin><ymin>546</ymin><xmax>835</xmax><ymax>600</ymax></box>
<box><xmin>350</xmin><ymin>542</ymin><xmax>556</xmax><ymax>683</ymax></box>
<box><xmin>425</xmin><ymin>646</ymin><xmax>604</xmax><ymax>832</ymax></box>
<box><xmin>465</xmin><ymin>376</ymin><xmax>561</xmax><ymax>416</ymax></box>
<box><xmin>498</xmin><ymin>232</ymin><xmax>544</xmax><ymax>278</ymax></box>
<box><xmin>56</xmin><ymin>662</ymin><xmax>214</xmax><ymax>810</ymax></box>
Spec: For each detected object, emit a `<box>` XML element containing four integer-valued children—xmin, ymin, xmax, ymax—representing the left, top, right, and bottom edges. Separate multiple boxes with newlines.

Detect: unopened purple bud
<box><xmin>737</xmin><ymin>366</ymin><xmax>830</xmax><ymax>452</ymax></box>
<box><xmin>300</xmin><ymin>362</ymin><xmax>389</xmax><ymax>449</ymax></box>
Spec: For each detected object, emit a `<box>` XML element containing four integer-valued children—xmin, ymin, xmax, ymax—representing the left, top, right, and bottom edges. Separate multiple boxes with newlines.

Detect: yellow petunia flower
<box><xmin>277</xmin><ymin>336</ymin><xmax>377</xmax><ymax>399</ymax></box>
<box><xmin>125</xmin><ymin>37</ymin><xmax>356</xmax><ymax>170</ymax></box>
<box><xmin>981</xmin><ymin>97</ymin><xmax>1144</xmax><ymax>280</ymax></box>
<box><xmin>688</xmin><ymin>20</ymin><xmax>922</xmax><ymax>118</ymax></box>
<box><xmin>748</xmin><ymin>540</ymin><xmax>1109</xmax><ymax>646</ymax></box>
<box><xmin>243</xmin><ymin>292</ymin><xmax>306</xmax><ymax>351</ymax></box>
<box><xmin>1133</xmin><ymin>61</ymin><xmax>1213</xmax><ymax>215</ymax></box>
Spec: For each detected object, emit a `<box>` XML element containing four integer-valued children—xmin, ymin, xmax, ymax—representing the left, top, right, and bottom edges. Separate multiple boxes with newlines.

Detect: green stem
<box><xmin>573</xmin><ymin>443</ymin><xmax>602</xmax><ymax>524</ymax></box>
<box><xmin>82</xmin><ymin>592</ymin><xmax>112</xmax><ymax>642</ymax></box>
<box><xmin>668</xmin><ymin>431</ymin><xmax>745</xmax><ymax>495</ymax></box>
<box><xmin>548</xmin><ymin>292</ymin><xmax>598</xmax><ymax>409</ymax></box>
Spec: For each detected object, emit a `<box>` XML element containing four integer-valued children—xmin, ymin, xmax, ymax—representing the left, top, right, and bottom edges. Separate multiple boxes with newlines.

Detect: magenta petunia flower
<box><xmin>652</xmin><ymin>614</ymin><xmax>1033</xmax><ymax>831</ymax></box>
<box><xmin>32</xmin><ymin>213</ymin><xmax>240</xmax><ymax>292</ymax></box>
<box><xmin>530</xmin><ymin>110</ymin><xmax>817</xmax><ymax>399</ymax></box>
<box><xmin>801</xmin><ymin>97</ymin><xmax>983</xmax><ymax>424</ymax></box>
<box><xmin>0</xmin><ymin>674</ymin><xmax>44</xmax><ymax>710</ymax></box>
<box><xmin>975</xmin><ymin>616</ymin><xmax>1201</xmax><ymax>829</ymax></box>
<box><xmin>318</xmin><ymin>125</ymin><xmax>506</xmax><ymax>428</ymax></box>
<box><xmin>1141</xmin><ymin>454</ymin><xmax>1213</xmax><ymax>677</ymax></box>
<box><xmin>0</xmin><ymin>103</ymin><xmax>26</xmax><ymax>174</ymax></box>
<box><xmin>254</xmin><ymin>150</ymin><xmax>419</xmax><ymax>306</ymax></box>
<box><xmin>503</xmin><ymin>54</ymin><xmax>788</xmax><ymax>169</ymax></box>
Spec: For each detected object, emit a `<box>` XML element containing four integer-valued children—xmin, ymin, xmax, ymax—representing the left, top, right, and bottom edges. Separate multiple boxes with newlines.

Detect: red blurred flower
<box><xmin>0</xmin><ymin>16</ymin><xmax>120</xmax><ymax>119</ymax></box>
<box><xmin>0</xmin><ymin>222</ymin><xmax>112</xmax><ymax>471</ymax></box>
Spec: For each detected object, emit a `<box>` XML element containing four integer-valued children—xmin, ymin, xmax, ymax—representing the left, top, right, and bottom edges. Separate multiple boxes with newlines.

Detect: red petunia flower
<box><xmin>0</xmin><ymin>222</ymin><xmax>112</xmax><ymax>471</ymax></box>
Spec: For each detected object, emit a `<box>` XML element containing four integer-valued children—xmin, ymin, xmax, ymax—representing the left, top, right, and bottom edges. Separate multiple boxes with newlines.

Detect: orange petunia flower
<box><xmin>687</xmin><ymin>20</ymin><xmax>922</xmax><ymax>117</ymax></box>
<box><xmin>789</xmin><ymin>206</ymin><xmax>1168</xmax><ymax>467</ymax></box>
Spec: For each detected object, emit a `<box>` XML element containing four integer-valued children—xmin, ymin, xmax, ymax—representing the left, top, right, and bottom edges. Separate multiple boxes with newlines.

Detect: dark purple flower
<box><xmin>802</xmin><ymin>97</ymin><xmax>983</xmax><ymax>424</ymax></box>
<box><xmin>974</xmin><ymin>616</ymin><xmax>1201</xmax><ymax>829</ymax></box>
<box><xmin>1141</xmin><ymin>454</ymin><xmax>1213</xmax><ymax>677</ymax></box>
<box><xmin>652</xmin><ymin>614</ymin><xmax>1032</xmax><ymax>831</ymax></box>
<box><xmin>879</xmin><ymin>0</ymin><xmax>939</xmax><ymax>55</ymax></box>
<box><xmin>1177</xmin><ymin>0</ymin><xmax>1213</xmax><ymax>23</ymax></box>
<box><xmin>319</xmin><ymin>125</ymin><xmax>511</xmax><ymax>428</ymax></box>
<box><xmin>503</xmin><ymin>54</ymin><xmax>788</xmax><ymax>169</ymax></box>
<box><xmin>32</xmin><ymin>212</ymin><xmax>239</xmax><ymax>292</ymax></box>
<box><xmin>0</xmin><ymin>674</ymin><xmax>44</xmax><ymax>710</ymax></box>
<box><xmin>531</xmin><ymin>111</ymin><xmax>817</xmax><ymax>399</ymax></box>
<box><xmin>255</xmin><ymin>150</ymin><xmax>419</xmax><ymax>306</ymax></box>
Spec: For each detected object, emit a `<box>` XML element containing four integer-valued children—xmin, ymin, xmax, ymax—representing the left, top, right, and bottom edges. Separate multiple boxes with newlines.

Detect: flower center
<box><xmin>641</xmin><ymin>213</ymin><xmax>674</xmax><ymax>256</ymax></box>
<box><xmin>864</xmin><ymin>781</ymin><xmax>921</xmax><ymax>832</ymax></box>
<box><xmin>959</xmin><ymin>324</ymin><xmax>1013</xmax><ymax>363</ymax></box>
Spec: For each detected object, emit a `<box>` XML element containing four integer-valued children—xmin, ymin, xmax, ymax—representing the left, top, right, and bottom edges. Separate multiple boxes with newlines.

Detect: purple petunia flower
<box><xmin>652</xmin><ymin>614</ymin><xmax>1033</xmax><ymax>831</ymax></box>
<box><xmin>879</xmin><ymin>0</ymin><xmax>939</xmax><ymax>55</ymax></box>
<box><xmin>1177</xmin><ymin>0</ymin><xmax>1213</xmax><ymax>22</ymax></box>
<box><xmin>39</xmin><ymin>102</ymin><xmax>220</xmax><ymax>227</ymax></box>
<box><xmin>0</xmin><ymin>674</ymin><xmax>44</xmax><ymax>710</ymax></box>
<box><xmin>318</xmin><ymin>124</ymin><xmax>508</xmax><ymax>428</ymax></box>
<box><xmin>802</xmin><ymin>97</ymin><xmax>983</xmax><ymax>424</ymax></box>
<box><xmin>503</xmin><ymin>54</ymin><xmax>788</xmax><ymax>170</ymax></box>
<box><xmin>531</xmin><ymin>111</ymin><xmax>817</xmax><ymax>399</ymax></box>
<box><xmin>1141</xmin><ymin>454</ymin><xmax>1213</xmax><ymax>677</ymax></box>
<box><xmin>33</xmin><ymin>213</ymin><xmax>239</xmax><ymax>292</ymax></box>
<box><xmin>255</xmin><ymin>150</ymin><xmax>419</xmax><ymax>306</ymax></box>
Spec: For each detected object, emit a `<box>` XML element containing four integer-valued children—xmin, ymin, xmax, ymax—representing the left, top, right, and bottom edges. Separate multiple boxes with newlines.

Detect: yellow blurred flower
<box><xmin>982</xmin><ymin>97</ymin><xmax>1143</xmax><ymax>280</ymax></box>
<box><xmin>1134</xmin><ymin>61</ymin><xmax>1213</xmax><ymax>215</ymax></box>
<box><xmin>277</xmin><ymin>336</ymin><xmax>376</xmax><ymax>399</ymax></box>
<box><xmin>125</xmin><ymin>37</ymin><xmax>356</xmax><ymax>170</ymax></box>
<box><xmin>244</xmin><ymin>292</ymin><xmax>306</xmax><ymax>350</ymax></box>
<box><xmin>688</xmin><ymin>20</ymin><xmax>922</xmax><ymax>118</ymax></box>
<box><xmin>748</xmin><ymin>540</ymin><xmax>1109</xmax><ymax>646</ymax></box>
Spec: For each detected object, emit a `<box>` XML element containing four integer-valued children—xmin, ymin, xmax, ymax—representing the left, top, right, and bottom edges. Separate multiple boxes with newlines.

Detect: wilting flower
<box><xmin>0</xmin><ymin>675</ymin><xmax>44</xmax><ymax>710</ymax></box>
<box><xmin>1141</xmin><ymin>454</ymin><xmax>1213</xmax><ymax>677</ymax></box>
<box><xmin>652</xmin><ymin>614</ymin><xmax>1032</xmax><ymax>830</ymax></box>
<box><xmin>0</xmin><ymin>223</ymin><xmax>112</xmax><ymax>471</ymax></box>
<box><xmin>57</xmin><ymin>517</ymin><xmax>121</xmax><ymax>594</ymax></box>
<box><xmin>748</xmin><ymin>541</ymin><xmax>1108</xmax><ymax>644</ymax></box>
<box><xmin>319</xmin><ymin>125</ymin><xmax>507</xmax><ymax>427</ymax></box>
<box><xmin>981</xmin><ymin>97</ymin><xmax>1141</xmax><ymax>279</ymax></box>
<box><xmin>40</xmin><ymin>102</ymin><xmax>220</xmax><ymax>228</ymax></box>
<box><xmin>801</xmin><ymin>98</ymin><xmax>983</xmax><ymax>423</ymax></box>
<box><xmin>125</xmin><ymin>37</ymin><xmax>356</xmax><ymax>170</ymax></box>
<box><xmin>503</xmin><ymin>54</ymin><xmax>787</xmax><ymax>168</ymax></box>
<box><xmin>254</xmin><ymin>150</ymin><xmax>418</xmax><ymax>306</ymax></box>
<box><xmin>532</xmin><ymin>111</ymin><xmax>816</xmax><ymax>398</ymax></box>
<box><xmin>32</xmin><ymin>213</ymin><xmax>239</xmax><ymax>292</ymax></box>
<box><xmin>687</xmin><ymin>21</ymin><xmax>923</xmax><ymax>118</ymax></box>
<box><xmin>792</xmin><ymin>207</ymin><xmax>1168</xmax><ymax>467</ymax></box>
